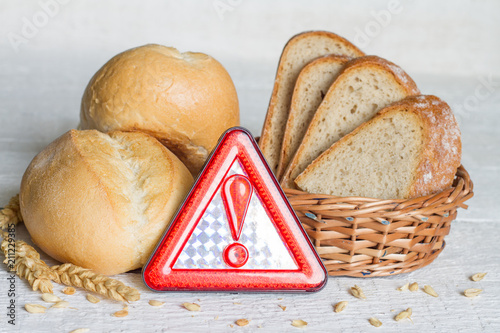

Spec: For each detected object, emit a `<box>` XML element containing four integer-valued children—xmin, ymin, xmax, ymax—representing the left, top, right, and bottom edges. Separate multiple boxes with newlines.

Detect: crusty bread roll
<box><xmin>20</xmin><ymin>129</ymin><xmax>194</xmax><ymax>275</ymax></box>
<box><xmin>295</xmin><ymin>95</ymin><xmax>461</xmax><ymax>199</ymax></box>
<box><xmin>80</xmin><ymin>44</ymin><xmax>240</xmax><ymax>175</ymax></box>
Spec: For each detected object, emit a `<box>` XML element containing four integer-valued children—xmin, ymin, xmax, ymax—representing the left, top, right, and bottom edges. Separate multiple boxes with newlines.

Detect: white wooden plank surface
<box><xmin>1</xmin><ymin>1</ymin><xmax>499</xmax><ymax>332</ymax></box>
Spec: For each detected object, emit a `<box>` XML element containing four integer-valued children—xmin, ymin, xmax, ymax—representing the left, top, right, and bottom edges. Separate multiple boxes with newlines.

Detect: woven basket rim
<box><xmin>284</xmin><ymin>165</ymin><xmax>473</xmax><ymax>216</ymax></box>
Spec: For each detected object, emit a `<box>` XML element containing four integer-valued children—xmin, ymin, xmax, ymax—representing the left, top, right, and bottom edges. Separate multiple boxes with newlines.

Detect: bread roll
<box><xmin>80</xmin><ymin>44</ymin><xmax>240</xmax><ymax>175</ymax></box>
<box><xmin>20</xmin><ymin>129</ymin><xmax>194</xmax><ymax>275</ymax></box>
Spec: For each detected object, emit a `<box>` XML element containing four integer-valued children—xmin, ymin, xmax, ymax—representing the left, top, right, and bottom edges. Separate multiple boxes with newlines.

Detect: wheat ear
<box><xmin>1</xmin><ymin>234</ymin><xmax>57</xmax><ymax>293</ymax></box>
<box><xmin>0</xmin><ymin>194</ymin><xmax>23</xmax><ymax>229</ymax></box>
<box><xmin>1</xmin><ymin>195</ymin><xmax>56</xmax><ymax>293</ymax></box>
<box><xmin>52</xmin><ymin>263</ymin><xmax>140</xmax><ymax>302</ymax></box>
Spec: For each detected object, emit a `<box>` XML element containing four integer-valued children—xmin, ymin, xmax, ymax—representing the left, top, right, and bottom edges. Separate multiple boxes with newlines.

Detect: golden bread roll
<box><xmin>80</xmin><ymin>44</ymin><xmax>240</xmax><ymax>175</ymax></box>
<box><xmin>20</xmin><ymin>129</ymin><xmax>194</xmax><ymax>275</ymax></box>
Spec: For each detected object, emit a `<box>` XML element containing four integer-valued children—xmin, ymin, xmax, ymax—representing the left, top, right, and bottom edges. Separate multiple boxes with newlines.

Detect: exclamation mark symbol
<box><xmin>222</xmin><ymin>175</ymin><xmax>252</xmax><ymax>268</ymax></box>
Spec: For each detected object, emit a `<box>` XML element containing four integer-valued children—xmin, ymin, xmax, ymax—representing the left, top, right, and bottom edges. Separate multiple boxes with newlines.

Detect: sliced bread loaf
<box><xmin>295</xmin><ymin>95</ymin><xmax>462</xmax><ymax>199</ymax></box>
<box><xmin>281</xmin><ymin>56</ymin><xmax>420</xmax><ymax>188</ymax></box>
<box><xmin>259</xmin><ymin>31</ymin><xmax>364</xmax><ymax>174</ymax></box>
<box><xmin>276</xmin><ymin>55</ymin><xmax>351</xmax><ymax>179</ymax></box>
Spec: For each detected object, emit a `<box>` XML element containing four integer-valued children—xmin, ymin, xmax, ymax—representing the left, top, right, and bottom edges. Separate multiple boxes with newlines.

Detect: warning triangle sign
<box><xmin>142</xmin><ymin>127</ymin><xmax>327</xmax><ymax>292</ymax></box>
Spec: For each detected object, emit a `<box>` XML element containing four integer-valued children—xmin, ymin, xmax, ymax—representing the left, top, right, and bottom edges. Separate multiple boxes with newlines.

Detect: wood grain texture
<box><xmin>0</xmin><ymin>222</ymin><xmax>498</xmax><ymax>332</ymax></box>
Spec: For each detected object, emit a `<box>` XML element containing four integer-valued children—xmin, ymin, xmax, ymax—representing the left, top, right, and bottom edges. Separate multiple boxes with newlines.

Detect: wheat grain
<box><xmin>423</xmin><ymin>285</ymin><xmax>438</xmax><ymax>297</ymax></box>
<box><xmin>397</xmin><ymin>283</ymin><xmax>409</xmax><ymax>291</ymax></box>
<box><xmin>369</xmin><ymin>317</ymin><xmax>382</xmax><ymax>327</ymax></box>
<box><xmin>25</xmin><ymin>303</ymin><xmax>46</xmax><ymax>314</ymax></box>
<box><xmin>86</xmin><ymin>294</ymin><xmax>100</xmax><ymax>304</ymax></box>
<box><xmin>236</xmin><ymin>319</ymin><xmax>249</xmax><ymax>327</ymax></box>
<box><xmin>51</xmin><ymin>301</ymin><xmax>69</xmax><ymax>309</ymax></box>
<box><xmin>291</xmin><ymin>319</ymin><xmax>307</xmax><ymax>328</ymax></box>
<box><xmin>351</xmin><ymin>285</ymin><xmax>366</xmax><ymax>299</ymax></box>
<box><xmin>149</xmin><ymin>300</ymin><xmax>165</xmax><ymax>307</ymax></box>
<box><xmin>183</xmin><ymin>302</ymin><xmax>200</xmax><ymax>311</ymax></box>
<box><xmin>63</xmin><ymin>287</ymin><xmax>76</xmax><ymax>295</ymax></box>
<box><xmin>42</xmin><ymin>293</ymin><xmax>62</xmax><ymax>303</ymax></box>
<box><xmin>51</xmin><ymin>263</ymin><xmax>140</xmax><ymax>303</ymax></box>
<box><xmin>464</xmin><ymin>288</ymin><xmax>483</xmax><ymax>298</ymax></box>
<box><xmin>69</xmin><ymin>329</ymin><xmax>90</xmax><ymax>333</ymax></box>
<box><xmin>471</xmin><ymin>273</ymin><xmax>487</xmax><ymax>282</ymax></box>
<box><xmin>395</xmin><ymin>308</ymin><xmax>412</xmax><ymax>321</ymax></box>
<box><xmin>334</xmin><ymin>301</ymin><xmax>348</xmax><ymax>313</ymax></box>
<box><xmin>112</xmin><ymin>309</ymin><xmax>129</xmax><ymax>317</ymax></box>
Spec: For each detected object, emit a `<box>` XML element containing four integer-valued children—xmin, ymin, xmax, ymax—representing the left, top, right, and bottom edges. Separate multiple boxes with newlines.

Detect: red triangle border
<box><xmin>142</xmin><ymin>127</ymin><xmax>327</xmax><ymax>292</ymax></box>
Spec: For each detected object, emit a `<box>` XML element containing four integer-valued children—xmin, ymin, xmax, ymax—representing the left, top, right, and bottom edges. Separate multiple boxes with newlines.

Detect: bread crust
<box><xmin>80</xmin><ymin>44</ymin><xmax>239</xmax><ymax>175</ymax></box>
<box><xmin>295</xmin><ymin>95</ymin><xmax>461</xmax><ymax>199</ymax></box>
<box><xmin>281</xmin><ymin>55</ymin><xmax>420</xmax><ymax>189</ymax></box>
<box><xmin>20</xmin><ymin>129</ymin><xmax>194</xmax><ymax>275</ymax></box>
<box><xmin>277</xmin><ymin>55</ymin><xmax>351</xmax><ymax>178</ymax></box>
<box><xmin>259</xmin><ymin>31</ymin><xmax>364</xmax><ymax>174</ymax></box>
<box><xmin>402</xmin><ymin>95</ymin><xmax>462</xmax><ymax>197</ymax></box>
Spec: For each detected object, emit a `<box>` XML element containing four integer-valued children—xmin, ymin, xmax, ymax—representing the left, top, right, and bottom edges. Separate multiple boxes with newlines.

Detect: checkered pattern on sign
<box><xmin>172</xmin><ymin>160</ymin><xmax>297</xmax><ymax>270</ymax></box>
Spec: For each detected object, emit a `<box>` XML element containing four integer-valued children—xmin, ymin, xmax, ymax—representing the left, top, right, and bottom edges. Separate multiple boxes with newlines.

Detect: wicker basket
<box><xmin>284</xmin><ymin>165</ymin><xmax>473</xmax><ymax>277</ymax></box>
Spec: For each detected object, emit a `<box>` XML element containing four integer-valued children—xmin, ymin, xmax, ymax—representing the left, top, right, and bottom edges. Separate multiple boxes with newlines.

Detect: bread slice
<box><xmin>259</xmin><ymin>31</ymin><xmax>364</xmax><ymax>174</ymax></box>
<box><xmin>281</xmin><ymin>56</ymin><xmax>420</xmax><ymax>188</ymax></box>
<box><xmin>295</xmin><ymin>95</ymin><xmax>462</xmax><ymax>199</ymax></box>
<box><xmin>276</xmin><ymin>55</ymin><xmax>351</xmax><ymax>179</ymax></box>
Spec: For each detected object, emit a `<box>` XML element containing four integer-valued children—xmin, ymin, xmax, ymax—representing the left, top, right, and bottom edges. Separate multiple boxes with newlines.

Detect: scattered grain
<box><xmin>464</xmin><ymin>288</ymin><xmax>483</xmax><ymax>298</ymax></box>
<box><xmin>334</xmin><ymin>301</ymin><xmax>348</xmax><ymax>313</ymax></box>
<box><xmin>25</xmin><ymin>304</ymin><xmax>46</xmax><ymax>314</ymax></box>
<box><xmin>423</xmin><ymin>285</ymin><xmax>438</xmax><ymax>297</ymax></box>
<box><xmin>471</xmin><ymin>273</ymin><xmax>487</xmax><ymax>282</ymax></box>
<box><xmin>395</xmin><ymin>308</ymin><xmax>412</xmax><ymax>321</ymax></box>
<box><xmin>42</xmin><ymin>293</ymin><xmax>62</xmax><ymax>303</ymax></box>
<box><xmin>291</xmin><ymin>319</ymin><xmax>308</xmax><ymax>328</ymax></box>
<box><xmin>369</xmin><ymin>317</ymin><xmax>382</xmax><ymax>327</ymax></box>
<box><xmin>236</xmin><ymin>319</ymin><xmax>249</xmax><ymax>327</ymax></box>
<box><xmin>86</xmin><ymin>294</ymin><xmax>100</xmax><ymax>304</ymax></box>
<box><xmin>397</xmin><ymin>283</ymin><xmax>409</xmax><ymax>291</ymax></box>
<box><xmin>409</xmin><ymin>282</ymin><xmax>419</xmax><ymax>292</ymax></box>
<box><xmin>51</xmin><ymin>301</ymin><xmax>69</xmax><ymax>309</ymax></box>
<box><xmin>148</xmin><ymin>300</ymin><xmax>165</xmax><ymax>307</ymax></box>
<box><xmin>350</xmin><ymin>285</ymin><xmax>366</xmax><ymax>299</ymax></box>
<box><xmin>183</xmin><ymin>302</ymin><xmax>200</xmax><ymax>311</ymax></box>
<box><xmin>112</xmin><ymin>309</ymin><xmax>128</xmax><ymax>317</ymax></box>
<box><xmin>63</xmin><ymin>287</ymin><xmax>76</xmax><ymax>295</ymax></box>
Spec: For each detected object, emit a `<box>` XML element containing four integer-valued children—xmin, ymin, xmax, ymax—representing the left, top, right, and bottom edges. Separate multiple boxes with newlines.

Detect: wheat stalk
<box><xmin>0</xmin><ymin>194</ymin><xmax>23</xmax><ymax>230</ymax></box>
<box><xmin>52</xmin><ymin>263</ymin><xmax>140</xmax><ymax>303</ymax></box>
<box><xmin>1</xmin><ymin>235</ymin><xmax>57</xmax><ymax>293</ymax></box>
<box><xmin>1</xmin><ymin>195</ymin><xmax>57</xmax><ymax>293</ymax></box>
